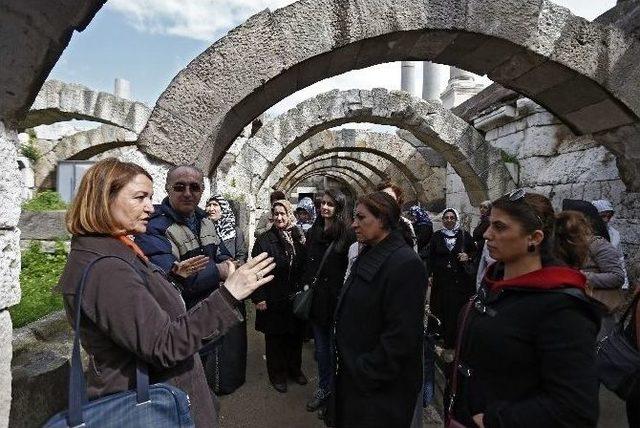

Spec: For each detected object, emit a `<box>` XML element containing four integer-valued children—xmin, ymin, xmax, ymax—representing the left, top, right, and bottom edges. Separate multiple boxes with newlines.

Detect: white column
<box><xmin>422</xmin><ymin>61</ymin><xmax>449</xmax><ymax>102</ymax></box>
<box><xmin>114</xmin><ymin>78</ymin><xmax>131</xmax><ymax>99</ymax></box>
<box><xmin>440</xmin><ymin>67</ymin><xmax>486</xmax><ymax>109</ymax></box>
<box><xmin>400</xmin><ymin>61</ymin><xmax>417</xmax><ymax>95</ymax></box>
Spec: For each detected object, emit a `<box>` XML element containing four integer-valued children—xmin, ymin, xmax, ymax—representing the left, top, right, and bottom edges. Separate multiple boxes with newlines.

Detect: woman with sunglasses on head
<box><xmin>426</xmin><ymin>208</ymin><xmax>476</xmax><ymax>350</ymax></box>
<box><xmin>451</xmin><ymin>190</ymin><xmax>602</xmax><ymax>428</ymax></box>
<box><xmin>301</xmin><ymin>189</ymin><xmax>355</xmax><ymax>415</ymax></box>
<box><xmin>251</xmin><ymin>199</ymin><xmax>308</xmax><ymax>393</ymax></box>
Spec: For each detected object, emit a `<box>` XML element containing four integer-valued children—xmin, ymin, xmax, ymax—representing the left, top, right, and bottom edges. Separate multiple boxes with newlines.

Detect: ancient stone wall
<box><xmin>448</xmin><ymin>97</ymin><xmax>640</xmax><ymax>281</ymax></box>
<box><xmin>0</xmin><ymin>121</ymin><xmax>22</xmax><ymax>427</ymax></box>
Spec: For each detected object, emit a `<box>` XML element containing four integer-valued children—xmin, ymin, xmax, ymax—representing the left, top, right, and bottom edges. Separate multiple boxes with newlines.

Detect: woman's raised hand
<box><xmin>172</xmin><ymin>255</ymin><xmax>210</xmax><ymax>278</ymax></box>
<box><xmin>224</xmin><ymin>252</ymin><xmax>275</xmax><ymax>301</ymax></box>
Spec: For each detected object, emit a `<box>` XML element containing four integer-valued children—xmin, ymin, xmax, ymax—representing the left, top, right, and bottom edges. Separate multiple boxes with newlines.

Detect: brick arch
<box><xmin>21</xmin><ymin>80</ymin><xmax>151</xmax><ymax>133</ymax></box>
<box><xmin>139</xmin><ymin>0</ymin><xmax>640</xmax><ymax>189</ymax></box>
<box><xmin>223</xmin><ymin>89</ymin><xmax>503</xmax><ymax>205</ymax></box>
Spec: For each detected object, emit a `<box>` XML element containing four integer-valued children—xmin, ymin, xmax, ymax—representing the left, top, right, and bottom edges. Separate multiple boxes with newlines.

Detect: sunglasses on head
<box><xmin>171</xmin><ymin>182</ymin><xmax>202</xmax><ymax>193</ymax></box>
<box><xmin>504</xmin><ymin>188</ymin><xmax>543</xmax><ymax>227</ymax></box>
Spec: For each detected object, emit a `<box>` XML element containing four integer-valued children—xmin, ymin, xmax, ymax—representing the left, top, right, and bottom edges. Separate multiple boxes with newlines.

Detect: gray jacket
<box><xmin>581</xmin><ymin>236</ymin><xmax>625</xmax><ymax>290</ymax></box>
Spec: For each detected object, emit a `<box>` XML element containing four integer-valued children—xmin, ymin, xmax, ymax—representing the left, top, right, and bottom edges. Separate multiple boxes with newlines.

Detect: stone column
<box><xmin>400</xmin><ymin>61</ymin><xmax>417</xmax><ymax>95</ymax></box>
<box><xmin>0</xmin><ymin>120</ymin><xmax>22</xmax><ymax>428</ymax></box>
<box><xmin>440</xmin><ymin>67</ymin><xmax>486</xmax><ymax>109</ymax></box>
<box><xmin>422</xmin><ymin>62</ymin><xmax>449</xmax><ymax>102</ymax></box>
<box><xmin>114</xmin><ymin>78</ymin><xmax>131</xmax><ymax>99</ymax></box>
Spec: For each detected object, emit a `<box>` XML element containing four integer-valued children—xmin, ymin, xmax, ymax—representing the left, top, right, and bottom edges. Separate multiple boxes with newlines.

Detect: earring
<box><xmin>527</xmin><ymin>243</ymin><xmax>536</xmax><ymax>253</ymax></box>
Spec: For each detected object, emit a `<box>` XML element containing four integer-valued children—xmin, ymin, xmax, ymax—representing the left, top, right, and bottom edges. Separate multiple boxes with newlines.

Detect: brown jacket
<box><xmin>58</xmin><ymin>235</ymin><xmax>243</xmax><ymax>427</ymax></box>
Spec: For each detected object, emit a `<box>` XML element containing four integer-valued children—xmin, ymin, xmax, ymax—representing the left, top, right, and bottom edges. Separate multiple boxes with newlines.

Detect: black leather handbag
<box><xmin>291</xmin><ymin>241</ymin><xmax>335</xmax><ymax>320</ymax></box>
<box><xmin>596</xmin><ymin>291</ymin><xmax>640</xmax><ymax>400</ymax></box>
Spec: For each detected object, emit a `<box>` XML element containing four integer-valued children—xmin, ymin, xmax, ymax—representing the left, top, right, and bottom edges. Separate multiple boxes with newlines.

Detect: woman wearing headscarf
<box><xmin>251</xmin><ymin>199</ymin><xmax>307</xmax><ymax>393</ymax></box>
<box><xmin>426</xmin><ymin>208</ymin><xmax>476</xmax><ymax>349</ymax></box>
<box><xmin>296</xmin><ymin>196</ymin><xmax>316</xmax><ymax>233</ymax></box>
<box><xmin>204</xmin><ymin>195</ymin><xmax>249</xmax><ymax>394</ymax></box>
<box><xmin>409</xmin><ymin>205</ymin><xmax>433</xmax><ymax>263</ymax></box>
<box><xmin>206</xmin><ymin>195</ymin><xmax>247</xmax><ymax>262</ymax></box>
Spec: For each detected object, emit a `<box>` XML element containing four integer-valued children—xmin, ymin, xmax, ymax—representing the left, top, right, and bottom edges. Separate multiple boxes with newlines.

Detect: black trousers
<box><xmin>628</xmin><ymin>381</ymin><xmax>640</xmax><ymax>428</ymax></box>
<box><xmin>265</xmin><ymin>331</ymin><xmax>303</xmax><ymax>384</ymax></box>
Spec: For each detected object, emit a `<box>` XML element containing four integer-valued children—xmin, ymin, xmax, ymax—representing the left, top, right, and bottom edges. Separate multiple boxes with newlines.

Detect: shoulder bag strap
<box><xmin>309</xmin><ymin>241</ymin><xmax>336</xmax><ymax>290</ymax></box>
<box><xmin>447</xmin><ymin>295</ymin><xmax>476</xmax><ymax>420</ymax></box>
<box><xmin>68</xmin><ymin>255</ymin><xmax>150</xmax><ymax>426</ymax></box>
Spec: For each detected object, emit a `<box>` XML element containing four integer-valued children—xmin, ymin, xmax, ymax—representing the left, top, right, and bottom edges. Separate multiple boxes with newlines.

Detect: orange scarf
<box><xmin>116</xmin><ymin>235</ymin><xmax>149</xmax><ymax>262</ymax></box>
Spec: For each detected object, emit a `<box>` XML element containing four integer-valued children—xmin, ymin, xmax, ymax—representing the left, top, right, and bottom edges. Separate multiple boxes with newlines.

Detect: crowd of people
<box><xmin>55</xmin><ymin>157</ymin><xmax>638</xmax><ymax>427</ymax></box>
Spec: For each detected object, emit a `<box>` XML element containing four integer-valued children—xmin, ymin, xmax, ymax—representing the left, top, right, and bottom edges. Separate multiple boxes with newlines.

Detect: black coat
<box><xmin>333</xmin><ymin>231</ymin><xmax>427</xmax><ymax>427</ymax></box>
<box><xmin>299</xmin><ymin>224</ymin><xmax>354</xmax><ymax>327</ymax></box>
<box><xmin>454</xmin><ymin>265</ymin><xmax>601</xmax><ymax>427</ymax></box>
<box><xmin>426</xmin><ymin>229</ymin><xmax>476</xmax><ymax>347</ymax></box>
<box><xmin>250</xmin><ymin>226</ymin><xmax>306</xmax><ymax>334</ymax></box>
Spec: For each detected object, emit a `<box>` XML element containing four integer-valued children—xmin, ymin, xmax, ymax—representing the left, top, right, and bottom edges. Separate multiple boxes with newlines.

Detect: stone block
<box><xmin>519</xmin><ymin>148</ymin><xmax>620</xmax><ymax>186</ymax></box>
<box><xmin>519</xmin><ymin>124</ymin><xmax>568</xmax><ymax>158</ymax></box>
<box><xmin>0</xmin><ymin>123</ymin><xmax>21</xmax><ymax>228</ymax></box>
<box><xmin>0</xmin><ymin>229</ymin><xmax>21</xmax><ymax>309</ymax></box>
<box><xmin>10</xmin><ymin>311</ymin><xmax>74</xmax><ymax>428</ymax></box>
<box><xmin>615</xmin><ymin>219</ymin><xmax>640</xmax><ymax>247</ymax></box>
<box><xmin>18</xmin><ymin>211</ymin><xmax>69</xmax><ymax>241</ymax></box>
<box><xmin>0</xmin><ymin>311</ymin><xmax>11</xmax><ymax>428</ymax></box>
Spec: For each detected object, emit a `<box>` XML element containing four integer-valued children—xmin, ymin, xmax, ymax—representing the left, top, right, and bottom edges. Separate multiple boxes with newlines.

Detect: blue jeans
<box><xmin>312</xmin><ymin>323</ymin><xmax>333</xmax><ymax>392</ymax></box>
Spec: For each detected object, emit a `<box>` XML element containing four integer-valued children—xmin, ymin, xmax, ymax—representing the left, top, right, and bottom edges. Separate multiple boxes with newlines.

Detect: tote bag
<box><xmin>44</xmin><ymin>256</ymin><xmax>195</xmax><ymax>428</ymax></box>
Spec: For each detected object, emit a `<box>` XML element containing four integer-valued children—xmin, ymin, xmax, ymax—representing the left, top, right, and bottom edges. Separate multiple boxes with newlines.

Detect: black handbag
<box><xmin>596</xmin><ymin>291</ymin><xmax>640</xmax><ymax>400</ymax></box>
<box><xmin>45</xmin><ymin>255</ymin><xmax>194</xmax><ymax>427</ymax></box>
<box><xmin>291</xmin><ymin>241</ymin><xmax>335</xmax><ymax>320</ymax></box>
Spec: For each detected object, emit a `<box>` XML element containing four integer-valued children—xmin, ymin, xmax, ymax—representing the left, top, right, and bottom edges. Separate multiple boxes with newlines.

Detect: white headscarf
<box><xmin>441</xmin><ymin>208</ymin><xmax>461</xmax><ymax>252</ymax></box>
<box><xmin>440</xmin><ymin>208</ymin><xmax>461</xmax><ymax>237</ymax></box>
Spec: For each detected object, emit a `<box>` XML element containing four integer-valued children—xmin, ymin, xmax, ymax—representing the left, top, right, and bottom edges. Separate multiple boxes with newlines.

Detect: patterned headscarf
<box><xmin>409</xmin><ymin>205</ymin><xmax>431</xmax><ymax>226</ymax></box>
<box><xmin>207</xmin><ymin>195</ymin><xmax>236</xmax><ymax>242</ymax></box>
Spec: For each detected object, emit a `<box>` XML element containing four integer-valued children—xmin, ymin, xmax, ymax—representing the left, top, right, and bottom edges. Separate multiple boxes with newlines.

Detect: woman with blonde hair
<box><xmin>58</xmin><ymin>158</ymin><xmax>275</xmax><ymax>427</ymax></box>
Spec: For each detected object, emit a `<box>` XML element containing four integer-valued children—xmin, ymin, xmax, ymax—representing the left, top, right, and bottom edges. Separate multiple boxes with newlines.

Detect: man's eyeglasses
<box><xmin>171</xmin><ymin>182</ymin><xmax>202</xmax><ymax>193</ymax></box>
<box><xmin>504</xmin><ymin>188</ymin><xmax>543</xmax><ymax>227</ymax></box>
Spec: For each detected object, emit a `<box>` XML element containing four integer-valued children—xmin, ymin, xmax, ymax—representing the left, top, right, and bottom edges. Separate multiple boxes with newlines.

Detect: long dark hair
<box><xmin>492</xmin><ymin>192</ymin><xmax>590</xmax><ymax>267</ymax></box>
<box><xmin>357</xmin><ymin>191</ymin><xmax>413</xmax><ymax>247</ymax></box>
<box><xmin>312</xmin><ymin>189</ymin><xmax>351</xmax><ymax>251</ymax></box>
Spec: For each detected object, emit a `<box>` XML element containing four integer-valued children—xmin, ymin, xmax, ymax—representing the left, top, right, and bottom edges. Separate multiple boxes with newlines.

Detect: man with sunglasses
<box><xmin>135</xmin><ymin>165</ymin><xmax>234</xmax><ymax>309</ymax></box>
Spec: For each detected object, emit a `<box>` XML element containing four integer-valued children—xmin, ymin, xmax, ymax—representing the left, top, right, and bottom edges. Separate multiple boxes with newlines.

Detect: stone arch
<box><xmin>21</xmin><ymin>80</ymin><xmax>151</xmax><ymax>133</ymax></box>
<box><xmin>32</xmin><ymin>124</ymin><xmax>138</xmax><ymax>189</ymax></box>
<box><xmin>280</xmin><ymin>156</ymin><xmax>383</xmax><ymax>193</ymax></box>
<box><xmin>281</xmin><ymin>154</ymin><xmax>386</xmax><ymax>186</ymax></box>
<box><xmin>139</xmin><ymin>0</ymin><xmax>640</xmax><ymax>190</ymax></box>
<box><xmin>261</xmin><ymin>129</ymin><xmax>444</xmax><ymax>204</ymax></box>
<box><xmin>289</xmin><ymin>171</ymin><xmax>366</xmax><ymax>196</ymax></box>
<box><xmin>289</xmin><ymin>164</ymin><xmax>375</xmax><ymax>191</ymax></box>
<box><xmin>223</xmin><ymin>89</ymin><xmax>502</xmax><ymax>206</ymax></box>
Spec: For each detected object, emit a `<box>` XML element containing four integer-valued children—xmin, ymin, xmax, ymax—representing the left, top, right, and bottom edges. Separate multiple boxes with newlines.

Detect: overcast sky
<box><xmin>50</xmin><ymin>0</ymin><xmax>617</xmax><ymax>118</ymax></box>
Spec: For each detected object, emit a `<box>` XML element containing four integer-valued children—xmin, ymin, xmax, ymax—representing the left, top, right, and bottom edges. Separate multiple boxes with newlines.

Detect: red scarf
<box><xmin>485</xmin><ymin>264</ymin><xmax>587</xmax><ymax>293</ymax></box>
<box><xmin>115</xmin><ymin>235</ymin><xmax>149</xmax><ymax>262</ymax></box>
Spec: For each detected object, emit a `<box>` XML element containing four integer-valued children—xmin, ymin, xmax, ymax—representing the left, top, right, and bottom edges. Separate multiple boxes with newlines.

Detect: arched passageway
<box><xmin>256</xmin><ymin>129</ymin><xmax>444</xmax><ymax>206</ymax></box>
<box><xmin>138</xmin><ymin>0</ymin><xmax>640</xmax><ymax>189</ymax></box>
<box><xmin>222</xmin><ymin>89</ymin><xmax>506</xmax><ymax>206</ymax></box>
